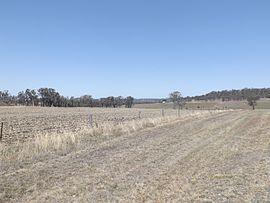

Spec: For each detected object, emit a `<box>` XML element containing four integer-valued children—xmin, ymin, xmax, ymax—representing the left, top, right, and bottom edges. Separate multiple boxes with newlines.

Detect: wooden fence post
<box><xmin>139</xmin><ymin>111</ymin><xmax>141</xmax><ymax>119</ymax></box>
<box><xmin>0</xmin><ymin>122</ymin><xmax>3</xmax><ymax>141</ymax></box>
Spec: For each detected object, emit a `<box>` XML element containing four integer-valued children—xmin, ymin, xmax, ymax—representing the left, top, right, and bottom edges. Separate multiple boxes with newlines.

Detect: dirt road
<box><xmin>1</xmin><ymin>110</ymin><xmax>270</xmax><ymax>202</ymax></box>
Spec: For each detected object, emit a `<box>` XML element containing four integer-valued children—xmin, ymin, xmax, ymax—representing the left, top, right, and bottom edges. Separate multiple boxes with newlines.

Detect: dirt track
<box><xmin>1</xmin><ymin>110</ymin><xmax>270</xmax><ymax>202</ymax></box>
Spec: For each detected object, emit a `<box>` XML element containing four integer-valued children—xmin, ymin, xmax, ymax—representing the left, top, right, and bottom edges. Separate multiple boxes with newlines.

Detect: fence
<box><xmin>0</xmin><ymin>108</ymin><xmax>222</xmax><ymax>143</ymax></box>
<box><xmin>0</xmin><ymin>122</ymin><xmax>3</xmax><ymax>141</ymax></box>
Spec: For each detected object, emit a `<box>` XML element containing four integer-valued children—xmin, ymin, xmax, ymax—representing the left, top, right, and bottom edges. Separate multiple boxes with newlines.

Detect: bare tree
<box><xmin>169</xmin><ymin>91</ymin><xmax>185</xmax><ymax>109</ymax></box>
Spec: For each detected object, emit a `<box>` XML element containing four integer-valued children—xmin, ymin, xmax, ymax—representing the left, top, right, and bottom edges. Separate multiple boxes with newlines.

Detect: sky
<box><xmin>0</xmin><ymin>0</ymin><xmax>270</xmax><ymax>98</ymax></box>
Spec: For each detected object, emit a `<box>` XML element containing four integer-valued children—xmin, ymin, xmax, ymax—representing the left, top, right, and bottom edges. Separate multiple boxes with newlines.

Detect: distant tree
<box><xmin>30</xmin><ymin>89</ymin><xmax>39</xmax><ymax>106</ymax></box>
<box><xmin>169</xmin><ymin>91</ymin><xmax>185</xmax><ymax>109</ymax></box>
<box><xmin>0</xmin><ymin>90</ymin><xmax>13</xmax><ymax>105</ymax></box>
<box><xmin>106</xmin><ymin>96</ymin><xmax>115</xmax><ymax>108</ymax></box>
<box><xmin>38</xmin><ymin>88</ymin><xmax>47</xmax><ymax>106</ymax></box>
<box><xmin>79</xmin><ymin>95</ymin><xmax>93</xmax><ymax>107</ymax></box>
<box><xmin>100</xmin><ymin>98</ymin><xmax>106</xmax><ymax>107</ymax></box>
<box><xmin>247</xmin><ymin>96</ymin><xmax>260</xmax><ymax>110</ymax></box>
<box><xmin>91</xmin><ymin>99</ymin><xmax>100</xmax><ymax>107</ymax></box>
<box><xmin>17</xmin><ymin>91</ymin><xmax>26</xmax><ymax>105</ymax></box>
<box><xmin>125</xmin><ymin>96</ymin><xmax>134</xmax><ymax>108</ymax></box>
<box><xmin>115</xmin><ymin>96</ymin><xmax>124</xmax><ymax>107</ymax></box>
<box><xmin>38</xmin><ymin>88</ymin><xmax>60</xmax><ymax>107</ymax></box>
<box><xmin>25</xmin><ymin>89</ymin><xmax>38</xmax><ymax>106</ymax></box>
<box><xmin>53</xmin><ymin>92</ymin><xmax>61</xmax><ymax>107</ymax></box>
<box><xmin>69</xmin><ymin>96</ymin><xmax>75</xmax><ymax>107</ymax></box>
<box><xmin>25</xmin><ymin>89</ymin><xmax>31</xmax><ymax>106</ymax></box>
<box><xmin>59</xmin><ymin>96</ymin><xmax>68</xmax><ymax>107</ymax></box>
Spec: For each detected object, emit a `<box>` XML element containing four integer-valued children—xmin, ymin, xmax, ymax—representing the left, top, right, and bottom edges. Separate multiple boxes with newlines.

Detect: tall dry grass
<box><xmin>0</xmin><ymin>110</ymin><xmax>225</xmax><ymax>162</ymax></box>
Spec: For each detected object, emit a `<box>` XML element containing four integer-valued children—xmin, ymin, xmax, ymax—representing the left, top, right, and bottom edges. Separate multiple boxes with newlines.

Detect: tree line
<box><xmin>0</xmin><ymin>88</ymin><xmax>134</xmax><ymax>108</ymax></box>
<box><xmin>186</xmin><ymin>88</ymin><xmax>270</xmax><ymax>102</ymax></box>
<box><xmin>169</xmin><ymin>89</ymin><xmax>262</xmax><ymax>110</ymax></box>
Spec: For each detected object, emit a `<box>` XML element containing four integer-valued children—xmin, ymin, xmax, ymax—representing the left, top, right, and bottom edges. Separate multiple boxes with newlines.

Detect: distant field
<box><xmin>134</xmin><ymin>98</ymin><xmax>270</xmax><ymax>110</ymax></box>
<box><xmin>0</xmin><ymin>107</ymin><xmax>195</xmax><ymax>143</ymax></box>
<box><xmin>1</xmin><ymin>99</ymin><xmax>269</xmax><ymax>143</ymax></box>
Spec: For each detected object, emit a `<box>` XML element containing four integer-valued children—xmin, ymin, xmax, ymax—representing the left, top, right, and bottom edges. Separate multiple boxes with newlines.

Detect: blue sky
<box><xmin>0</xmin><ymin>0</ymin><xmax>270</xmax><ymax>98</ymax></box>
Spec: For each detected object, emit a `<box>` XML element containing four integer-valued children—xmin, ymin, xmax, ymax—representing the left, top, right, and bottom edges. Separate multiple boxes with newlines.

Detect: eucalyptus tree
<box><xmin>169</xmin><ymin>91</ymin><xmax>185</xmax><ymax>109</ymax></box>
<box><xmin>125</xmin><ymin>96</ymin><xmax>134</xmax><ymax>108</ymax></box>
<box><xmin>247</xmin><ymin>96</ymin><xmax>260</xmax><ymax>110</ymax></box>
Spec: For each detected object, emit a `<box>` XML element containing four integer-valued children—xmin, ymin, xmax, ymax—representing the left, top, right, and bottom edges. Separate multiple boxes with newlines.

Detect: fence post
<box><xmin>89</xmin><ymin>114</ymin><xmax>93</xmax><ymax>128</ymax></box>
<box><xmin>139</xmin><ymin>111</ymin><xmax>141</xmax><ymax>119</ymax></box>
<box><xmin>0</xmin><ymin>122</ymin><xmax>3</xmax><ymax>141</ymax></box>
<box><xmin>177</xmin><ymin>108</ymin><xmax>180</xmax><ymax>117</ymax></box>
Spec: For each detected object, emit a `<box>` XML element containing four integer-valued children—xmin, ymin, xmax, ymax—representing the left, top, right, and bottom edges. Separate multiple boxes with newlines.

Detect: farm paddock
<box><xmin>0</xmin><ymin>108</ymin><xmax>269</xmax><ymax>202</ymax></box>
<box><xmin>0</xmin><ymin>106</ymin><xmax>185</xmax><ymax>143</ymax></box>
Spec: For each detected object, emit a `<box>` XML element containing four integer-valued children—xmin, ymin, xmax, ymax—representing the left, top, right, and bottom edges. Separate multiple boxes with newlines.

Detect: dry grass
<box><xmin>0</xmin><ymin>107</ymin><xmax>196</xmax><ymax>143</ymax></box>
<box><xmin>0</xmin><ymin>110</ymin><xmax>222</xmax><ymax>162</ymax></box>
<box><xmin>1</xmin><ymin>110</ymin><xmax>269</xmax><ymax>202</ymax></box>
<box><xmin>134</xmin><ymin>98</ymin><xmax>270</xmax><ymax>110</ymax></box>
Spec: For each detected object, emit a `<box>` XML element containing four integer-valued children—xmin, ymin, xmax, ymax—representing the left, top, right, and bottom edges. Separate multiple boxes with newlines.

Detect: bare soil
<box><xmin>0</xmin><ymin>107</ymin><xmax>179</xmax><ymax>143</ymax></box>
<box><xmin>0</xmin><ymin>110</ymin><xmax>270</xmax><ymax>202</ymax></box>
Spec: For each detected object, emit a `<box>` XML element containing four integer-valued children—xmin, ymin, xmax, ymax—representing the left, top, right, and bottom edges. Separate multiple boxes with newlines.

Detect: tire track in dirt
<box><xmin>140</xmin><ymin>110</ymin><xmax>270</xmax><ymax>202</ymax></box>
<box><xmin>1</xmin><ymin>112</ymin><xmax>235</xmax><ymax>202</ymax></box>
<box><xmin>1</xmin><ymin>110</ymin><xmax>270</xmax><ymax>202</ymax></box>
<box><xmin>102</xmin><ymin>111</ymin><xmax>250</xmax><ymax>202</ymax></box>
<box><xmin>15</xmin><ymin>112</ymin><xmax>243</xmax><ymax>202</ymax></box>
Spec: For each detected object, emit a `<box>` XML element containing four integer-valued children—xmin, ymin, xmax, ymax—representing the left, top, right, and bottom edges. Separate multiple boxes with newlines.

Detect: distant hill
<box><xmin>135</xmin><ymin>88</ymin><xmax>270</xmax><ymax>104</ymax></box>
<box><xmin>189</xmin><ymin>88</ymin><xmax>270</xmax><ymax>101</ymax></box>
